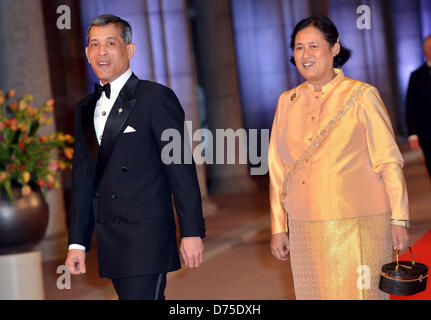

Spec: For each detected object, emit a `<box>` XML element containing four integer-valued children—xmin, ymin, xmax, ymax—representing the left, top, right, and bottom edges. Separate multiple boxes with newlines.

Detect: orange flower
<box><xmin>10</xmin><ymin>118</ymin><xmax>18</xmax><ymax>131</ymax></box>
<box><xmin>47</xmin><ymin>133</ymin><xmax>56</xmax><ymax>140</ymax></box>
<box><xmin>40</xmin><ymin>136</ymin><xmax>47</xmax><ymax>143</ymax></box>
<box><xmin>58</xmin><ymin>133</ymin><xmax>74</xmax><ymax>143</ymax></box>
<box><xmin>64</xmin><ymin>148</ymin><xmax>74</xmax><ymax>160</ymax></box>
<box><xmin>58</xmin><ymin>161</ymin><xmax>66</xmax><ymax>170</ymax></box>
<box><xmin>64</xmin><ymin>134</ymin><xmax>74</xmax><ymax>143</ymax></box>
<box><xmin>22</xmin><ymin>103</ymin><xmax>33</xmax><ymax>111</ymax></box>
<box><xmin>0</xmin><ymin>171</ymin><xmax>7</xmax><ymax>182</ymax></box>
<box><xmin>45</xmin><ymin>99</ymin><xmax>54</xmax><ymax>113</ymax></box>
<box><xmin>27</xmin><ymin>105</ymin><xmax>37</xmax><ymax>117</ymax></box>
<box><xmin>38</xmin><ymin>179</ymin><xmax>45</xmax><ymax>187</ymax></box>
<box><xmin>7</xmin><ymin>89</ymin><xmax>16</xmax><ymax>98</ymax></box>
<box><xmin>22</xmin><ymin>171</ymin><xmax>30</xmax><ymax>183</ymax></box>
<box><xmin>21</xmin><ymin>185</ymin><xmax>32</xmax><ymax>197</ymax></box>
<box><xmin>0</xmin><ymin>96</ymin><xmax>4</xmax><ymax>104</ymax></box>
<box><xmin>46</xmin><ymin>99</ymin><xmax>55</xmax><ymax>107</ymax></box>
<box><xmin>9</xmin><ymin>102</ymin><xmax>18</xmax><ymax>112</ymax></box>
<box><xmin>18</xmin><ymin>122</ymin><xmax>27</xmax><ymax>132</ymax></box>
<box><xmin>0</xmin><ymin>121</ymin><xmax>4</xmax><ymax>130</ymax></box>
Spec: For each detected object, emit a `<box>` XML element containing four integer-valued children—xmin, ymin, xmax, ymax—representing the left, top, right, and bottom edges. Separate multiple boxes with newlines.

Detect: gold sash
<box><xmin>281</xmin><ymin>83</ymin><xmax>369</xmax><ymax>199</ymax></box>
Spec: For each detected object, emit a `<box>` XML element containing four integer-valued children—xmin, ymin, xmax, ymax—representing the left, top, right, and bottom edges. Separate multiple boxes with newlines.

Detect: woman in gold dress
<box><xmin>269</xmin><ymin>16</ymin><xmax>410</xmax><ymax>300</ymax></box>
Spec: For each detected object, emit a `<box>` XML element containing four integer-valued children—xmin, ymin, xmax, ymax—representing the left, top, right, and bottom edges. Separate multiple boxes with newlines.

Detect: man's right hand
<box><xmin>409</xmin><ymin>137</ymin><xmax>420</xmax><ymax>151</ymax></box>
<box><xmin>65</xmin><ymin>249</ymin><xmax>87</xmax><ymax>275</ymax></box>
<box><xmin>270</xmin><ymin>232</ymin><xmax>290</xmax><ymax>261</ymax></box>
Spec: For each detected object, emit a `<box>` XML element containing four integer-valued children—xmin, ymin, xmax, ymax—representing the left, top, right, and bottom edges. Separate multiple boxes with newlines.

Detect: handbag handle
<box><xmin>395</xmin><ymin>246</ymin><xmax>415</xmax><ymax>271</ymax></box>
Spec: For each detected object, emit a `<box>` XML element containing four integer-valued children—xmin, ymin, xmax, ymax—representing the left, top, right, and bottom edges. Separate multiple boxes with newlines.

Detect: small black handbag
<box><xmin>379</xmin><ymin>247</ymin><xmax>428</xmax><ymax>296</ymax></box>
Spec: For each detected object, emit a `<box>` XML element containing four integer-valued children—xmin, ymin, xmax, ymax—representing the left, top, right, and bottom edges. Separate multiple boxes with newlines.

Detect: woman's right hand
<box><xmin>391</xmin><ymin>225</ymin><xmax>410</xmax><ymax>251</ymax></box>
<box><xmin>270</xmin><ymin>232</ymin><xmax>290</xmax><ymax>261</ymax></box>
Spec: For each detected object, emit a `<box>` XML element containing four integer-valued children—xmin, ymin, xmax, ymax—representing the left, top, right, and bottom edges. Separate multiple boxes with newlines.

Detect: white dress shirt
<box><xmin>94</xmin><ymin>68</ymin><xmax>133</xmax><ymax>145</ymax></box>
<box><xmin>69</xmin><ymin>68</ymin><xmax>133</xmax><ymax>252</ymax></box>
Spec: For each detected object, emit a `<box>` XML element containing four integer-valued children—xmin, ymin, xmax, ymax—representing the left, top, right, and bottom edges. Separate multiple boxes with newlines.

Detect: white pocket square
<box><xmin>123</xmin><ymin>126</ymin><xmax>136</xmax><ymax>133</ymax></box>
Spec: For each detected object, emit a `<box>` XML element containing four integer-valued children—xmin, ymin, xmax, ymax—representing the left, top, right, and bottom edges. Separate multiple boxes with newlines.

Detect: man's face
<box><xmin>424</xmin><ymin>38</ymin><xmax>431</xmax><ymax>63</ymax></box>
<box><xmin>85</xmin><ymin>23</ymin><xmax>135</xmax><ymax>84</ymax></box>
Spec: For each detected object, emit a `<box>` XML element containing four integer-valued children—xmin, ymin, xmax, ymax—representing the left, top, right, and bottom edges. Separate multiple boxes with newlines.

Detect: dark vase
<box><xmin>0</xmin><ymin>185</ymin><xmax>49</xmax><ymax>254</ymax></box>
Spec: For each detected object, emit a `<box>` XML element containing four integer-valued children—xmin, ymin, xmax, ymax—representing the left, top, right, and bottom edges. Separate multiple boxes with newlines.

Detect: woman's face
<box><xmin>293</xmin><ymin>26</ymin><xmax>339</xmax><ymax>85</ymax></box>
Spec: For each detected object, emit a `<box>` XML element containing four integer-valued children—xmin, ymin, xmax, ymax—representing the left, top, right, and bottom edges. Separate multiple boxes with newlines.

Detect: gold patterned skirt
<box><xmin>288</xmin><ymin>213</ymin><xmax>392</xmax><ymax>300</ymax></box>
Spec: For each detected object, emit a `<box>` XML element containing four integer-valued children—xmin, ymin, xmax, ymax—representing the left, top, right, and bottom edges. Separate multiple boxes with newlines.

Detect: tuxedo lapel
<box><xmin>81</xmin><ymin>94</ymin><xmax>99</xmax><ymax>172</ymax></box>
<box><xmin>94</xmin><ymin>74</ymin><xmax>139</xmax><ymax>189</ymax></box>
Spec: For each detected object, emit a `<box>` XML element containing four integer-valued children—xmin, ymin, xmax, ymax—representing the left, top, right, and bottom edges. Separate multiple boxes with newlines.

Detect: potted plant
<box><xmin>0</xmin><ymin>89</ymin><xmax>73</xmax><ymax>254</ymax></box>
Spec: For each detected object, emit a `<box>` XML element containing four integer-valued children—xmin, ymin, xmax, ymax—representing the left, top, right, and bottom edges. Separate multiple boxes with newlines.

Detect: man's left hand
<box><xmin>180</xmin><ymin>237</ymin><xmax>204</xmax><ymax>269</ymax></box>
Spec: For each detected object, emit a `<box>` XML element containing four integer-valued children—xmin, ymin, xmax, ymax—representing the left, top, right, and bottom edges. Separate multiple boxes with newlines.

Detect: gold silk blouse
<box><xmin>269</xmin><ymin>69</ymin><xmax>409</xmax><ymax>234</ymax></box>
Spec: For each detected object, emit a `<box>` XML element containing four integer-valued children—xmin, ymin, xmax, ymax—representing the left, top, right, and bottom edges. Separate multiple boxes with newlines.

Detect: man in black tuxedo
<box><xmin>65</xmin><ymin>14</ymin><xmax>205</xmax><ymax>300</ymax></box>
<box><xmin>406</xmin><ymin>34</ymin><xmax>431</xmax><ymax>177</ymax></box>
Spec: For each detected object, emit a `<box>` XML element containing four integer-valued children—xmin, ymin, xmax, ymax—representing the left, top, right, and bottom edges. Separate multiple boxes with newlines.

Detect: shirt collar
<box><xmin>304</xmin><ymin>68</ymin><xmax>345</xmax><ymax>95</ymax></box>
<box><xmin>100</xmin><ymin>68</ymin><xmax>132</xmax><ymax>100</ymax></box>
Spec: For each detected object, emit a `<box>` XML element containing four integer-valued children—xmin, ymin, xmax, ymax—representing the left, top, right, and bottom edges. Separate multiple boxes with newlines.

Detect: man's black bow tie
<box><xmin>95</xmin><ymin>83</ymin><xmax>111</xmax><ymax>99</ymax></box>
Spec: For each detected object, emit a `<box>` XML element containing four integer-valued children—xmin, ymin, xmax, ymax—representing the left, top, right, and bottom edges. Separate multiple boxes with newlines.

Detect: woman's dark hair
<box><xmin>289</xmin><ymin>15</ymin><xmax>351</xmax><ymax>68</ymax></box>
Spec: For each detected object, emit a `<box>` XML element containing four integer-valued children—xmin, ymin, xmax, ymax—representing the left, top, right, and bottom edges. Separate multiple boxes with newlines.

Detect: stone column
<box><xmin>193</xmin><ymin>0</ymin><xmax>257</xmax><ymax>194</ymax></box>
<box><xmin>41</xmin><ymin>0</ymin><xmax>91</xmax><ymax>232</ymax></box>
<box><xmin>157</xmin><ymin>0</ymin><xmax>217</xmax><ymax>214</ymax></box>
<box><xmin>0</xmin><ymin>0</ymin><xmax>68</xmax><ymax>261</ymax></box>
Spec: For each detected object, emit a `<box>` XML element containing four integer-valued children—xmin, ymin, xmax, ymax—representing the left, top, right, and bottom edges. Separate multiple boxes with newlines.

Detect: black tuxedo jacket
<box><xmin>406</xmin><ymin>63</ymin><xmax>431</xmax><ymax>147</ymax></box>
<box><xmin>68</xmin><ymin>74</ymin><xmax>205</xmax><ymax>279</ymax></box>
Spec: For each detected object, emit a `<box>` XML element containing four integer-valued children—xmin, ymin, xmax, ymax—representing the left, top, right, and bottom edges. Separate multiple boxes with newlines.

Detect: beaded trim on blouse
<box><xmin>281</xmin><ymin>83</ymin><xmax>370</xmax><ymax>199</ymax></box>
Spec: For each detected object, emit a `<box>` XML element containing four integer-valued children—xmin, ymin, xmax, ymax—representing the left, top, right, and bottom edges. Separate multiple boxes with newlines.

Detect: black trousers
<box><xmin>111</xmin><ymin>273</ymin><xmax>167</xmax><ymax>300</ymax></box>
<box><xmin>422</xmin><ymin>145</ymin><xmax>431</xmax><ymax>178</ymax></box>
